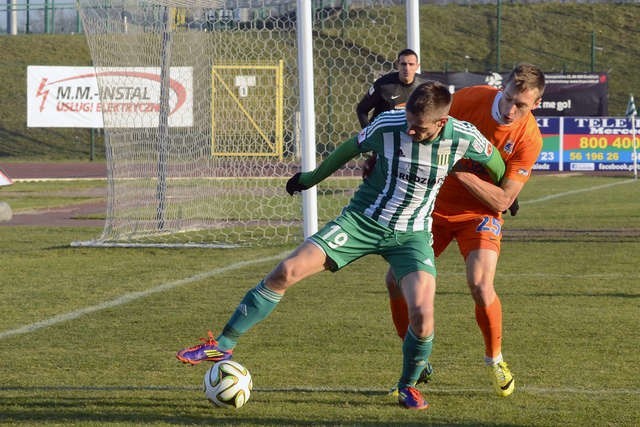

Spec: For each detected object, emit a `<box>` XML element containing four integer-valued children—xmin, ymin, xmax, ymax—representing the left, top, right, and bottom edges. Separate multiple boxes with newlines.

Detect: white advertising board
<box><xmin>27</xmin><ymin>66</ymin><xmax>193</xmax><ymax>128</ymax></box>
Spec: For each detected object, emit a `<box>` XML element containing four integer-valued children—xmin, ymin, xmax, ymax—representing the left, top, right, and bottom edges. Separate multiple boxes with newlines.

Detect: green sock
<box><xmin>216</xmin><ymin>280</ymin><xmax>282</xmax><ymax>350</ymax></box>
<box><xmin>399</xmin><ymin>327</ymin><xmax>434</xmax><ymax>388</ymax></box>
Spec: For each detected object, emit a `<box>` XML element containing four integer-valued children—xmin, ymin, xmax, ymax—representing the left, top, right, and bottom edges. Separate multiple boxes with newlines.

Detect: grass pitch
<box><xmin>0</xmin><ymin>174</ymin><xmax>639</xmax><ymax>426</ymax></box>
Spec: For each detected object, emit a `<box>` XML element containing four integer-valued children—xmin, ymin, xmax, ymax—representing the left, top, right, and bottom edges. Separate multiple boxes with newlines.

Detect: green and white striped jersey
<box><xmin>347</xmin><ymin>109</ymin><xmax>499</xmax><ymax>232</ymax></box>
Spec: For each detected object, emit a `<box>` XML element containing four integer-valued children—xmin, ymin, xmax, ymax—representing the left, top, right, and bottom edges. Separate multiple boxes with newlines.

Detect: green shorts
<box><xmin>308</xmin><ymin>209</ymin><xmax>436</xmax><ymax>282</ymax></box>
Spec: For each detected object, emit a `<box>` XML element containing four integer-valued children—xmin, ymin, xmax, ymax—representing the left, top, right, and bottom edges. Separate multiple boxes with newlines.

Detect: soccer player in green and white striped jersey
<box><xmin>176</xmin><ymin>81</ymin><xmax>505</xmax><ymax>410</ymax></box>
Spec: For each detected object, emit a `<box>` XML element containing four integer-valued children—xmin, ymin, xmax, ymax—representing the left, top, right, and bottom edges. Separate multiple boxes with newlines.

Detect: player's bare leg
<box><xmin>386</xmin><ymin>268</ymin><xmax>409</xmax><ymax>339</ymax></box>
<box><xmin>263</xmin><ymin>241</ymin><xmax>328</xmax><ymax>293</ymax></box>
<box><xmin>177</xmin><ymin>241</ymin><xmax>327</xmax><ymax>365</ymax></box>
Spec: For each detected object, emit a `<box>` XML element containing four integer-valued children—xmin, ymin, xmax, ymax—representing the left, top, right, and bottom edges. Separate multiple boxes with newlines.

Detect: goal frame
<box><xmin>73</xmin><ymin>0</ymin><xmax>421</xmax><ymax>248</ymax></box>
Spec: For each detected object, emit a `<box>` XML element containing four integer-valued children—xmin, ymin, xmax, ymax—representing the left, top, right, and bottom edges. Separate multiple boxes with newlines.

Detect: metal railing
<box><xmin>2</xmin><ymin>1</ymin><xmax>81</xmax><ymax>34</ymax></box>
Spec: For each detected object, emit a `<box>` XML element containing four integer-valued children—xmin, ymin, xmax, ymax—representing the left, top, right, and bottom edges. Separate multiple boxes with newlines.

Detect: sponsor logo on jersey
<box><xmin>504</xmin><ymin>141</ymin><xmax>514</xmax><ymax>154</ymax></box>
<box><xmin>397</xmin><ymin>172</ymin><xmax>428</xmax><ymax>184</ymax></box>
<box><xmin>471</xmin><ymin>138</ymin><xmax>487</xmax><ymax>155</ymax></box>
<box><xmin>438</xmin><ymin>153</ymin><xmax>450</xmax><ymax>166</ymax></box>
<box><xmin>357</xmin><ymin>129</ymin><xmax>367</xmax><ymax>145</ymax></box>
<box><xmin>473</xmin><ymin>138</ymin><xmax>494</xmax><ymax>157</ymax></box>
<box><xmin>391</xmin><ymin>95</ymin><xmax>400</xmax><ymax>99</ymax></box>
<box><xmin>397</xmin><ymin>148</ymin><xmax>405</xmax><ymax>157</ymax></box>
<box><xmin>485</xmin><ymin>143</ymin><xmax>494</xmax><ymax>156</ymax></box>
<box><xmin>517</xmin><ymin>168</ymin><xmax>530</xmax><ymax>176</ymax></box>
<box><xmin>424</xmin><ymin>258</ymin><xmax>434</xmax><ymax>267</ymax></box>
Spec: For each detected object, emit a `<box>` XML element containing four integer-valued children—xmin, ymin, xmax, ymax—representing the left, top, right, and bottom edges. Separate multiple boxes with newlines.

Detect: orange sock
<box><xmin>389</xmin><ymin>296</ymin><xmax>409</xmax><ymax>340</ymax></box>
<box><xmin>475</xmin><ymin>296</ymin><xmax>502</xmax><ymax>358</ymax></box>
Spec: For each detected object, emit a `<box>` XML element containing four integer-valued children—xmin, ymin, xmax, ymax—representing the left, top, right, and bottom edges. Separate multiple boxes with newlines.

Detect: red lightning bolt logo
<box><xmin>36</xmin><ymin>78</ymin><xmax>49</xmax><ymax>112</ymax></box>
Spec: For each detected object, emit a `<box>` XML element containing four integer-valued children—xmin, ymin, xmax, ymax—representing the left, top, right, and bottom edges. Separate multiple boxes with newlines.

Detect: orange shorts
<box><xmin>432</xmin><ymin>211</ymin><xmax>504</xmax><ymax>259</ymax></box>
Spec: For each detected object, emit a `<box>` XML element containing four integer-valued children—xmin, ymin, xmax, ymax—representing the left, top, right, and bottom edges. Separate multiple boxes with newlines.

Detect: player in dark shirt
<box><xmin>356</xmin><ymin>48</ymin><xmax>429</xmax><ymax>128</ymax></box>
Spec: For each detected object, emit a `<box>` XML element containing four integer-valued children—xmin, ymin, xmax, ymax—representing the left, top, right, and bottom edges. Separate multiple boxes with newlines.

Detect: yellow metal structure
<box><xmin>211</xmin><ymin>61</ymin><xmax>284</xmax><ymax>160</ymax></box>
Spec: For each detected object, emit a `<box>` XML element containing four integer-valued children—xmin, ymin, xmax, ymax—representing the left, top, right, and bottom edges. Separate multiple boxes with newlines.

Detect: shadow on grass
<box><xmin>0</xmin><ymin>386</ymin><xmax>516</xmax><ymax>426</ymax></box>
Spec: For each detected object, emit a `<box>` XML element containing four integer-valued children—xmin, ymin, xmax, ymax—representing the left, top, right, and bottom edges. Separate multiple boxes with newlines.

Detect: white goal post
<box><xmin>73</xmin><ymin>0</ymin><xmax>419</xmax><ymax>248</ymax></box>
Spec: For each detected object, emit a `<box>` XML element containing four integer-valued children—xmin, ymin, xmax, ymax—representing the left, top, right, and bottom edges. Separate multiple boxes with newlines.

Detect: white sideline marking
<box><xmin>1</xmin><ymin>384</ymin><xmax>638</xmax><ymax>395</ymax></box>
<box><xmin>521</xmin><ymin>179</ymin><xmax>636</xmax><ymax>204</ymax></box>
<box><xmin>1</xmin><ymin>179</ymin><xmax>636</xmax><ymax>341</ymax></box>
<box><xmin>0</xmin><ymin>251</ymin><xmax>289</xmax><ymax>341</ymax></box>
<box><xmin>264</xmin><ymin>385</ymin><xmax>640</xmax><ymax>395</ymax></box>
<box><xmin>442</xmin><ymin>271</ymin><xmax>639</xmax><ymax>279</ymax></box>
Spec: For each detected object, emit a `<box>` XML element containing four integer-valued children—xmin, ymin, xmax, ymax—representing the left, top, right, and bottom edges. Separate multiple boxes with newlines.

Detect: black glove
<box><xmin>286</xmin><ymin>172</ymin><xmax>310</xmax><ymax>195</ymax></box>
<box><xmin>503</xmin><ymin>197</ymin><xmax>519</xmax><ymax>216</ymax></box>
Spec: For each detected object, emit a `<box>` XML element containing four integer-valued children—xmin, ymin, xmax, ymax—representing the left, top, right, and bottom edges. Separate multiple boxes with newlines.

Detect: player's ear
<box><xmin>533</xmin><ymin>98</ymin><xmax>542</xmax><ymax>110</ymax></box>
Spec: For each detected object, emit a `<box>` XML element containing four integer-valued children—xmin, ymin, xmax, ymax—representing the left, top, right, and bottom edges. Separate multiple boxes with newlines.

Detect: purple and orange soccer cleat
<box><xmin>176</xmin><ymin>331</ymin><xmax>232</xmax><ymax>365</ymax></box>
<box><xmin>398</xmin><ymin>386</ymin><xmax>429</xmax><ymax>410</ymax></box>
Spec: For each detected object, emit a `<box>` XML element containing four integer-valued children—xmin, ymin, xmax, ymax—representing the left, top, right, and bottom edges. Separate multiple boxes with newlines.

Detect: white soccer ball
<box><xmin>203</xmin><ymin>360</ymin><xmax>253</xmax><ymax>409</ymax></box>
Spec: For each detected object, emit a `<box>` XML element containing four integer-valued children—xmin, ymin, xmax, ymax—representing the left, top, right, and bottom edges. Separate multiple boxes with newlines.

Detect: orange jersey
<box><xmin>435</xmin><ymin>85</ymin><xmax>542</xmax><ymax>217</ymax></box>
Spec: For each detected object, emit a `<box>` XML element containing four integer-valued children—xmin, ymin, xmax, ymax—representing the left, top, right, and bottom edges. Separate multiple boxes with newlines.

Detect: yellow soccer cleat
<box><xmin>488</xmin><ymin>361</ymin><xmax>515</xmax><ymax>397</ymax></box>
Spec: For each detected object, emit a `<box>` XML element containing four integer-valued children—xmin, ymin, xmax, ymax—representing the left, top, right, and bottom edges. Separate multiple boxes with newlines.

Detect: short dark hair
<box><xmin>506</xmin><ymin>63</ymin><xmax>545</xmax><ymax>98</ymax></box>
<box><xmin>397</xmin><ymin>48</ymin><xmax>419</xmax><ymax>61</ymax></box>
<box><xmin>406</xmin><ymin>81</ymin><xmax>451</xmax><ymax>115</ymax></box>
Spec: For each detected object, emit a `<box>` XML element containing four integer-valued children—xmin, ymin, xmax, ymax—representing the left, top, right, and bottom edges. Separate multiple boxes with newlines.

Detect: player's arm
<box><xmin>452</xmin><ymin>124</ymin><xmax>513</xmax><ymax>212</ymax></box>
<box><xmin>286</xmin><ymin>137</ymin><xmax>360</xmax><ymax>195</ymax></box>
<box><xmin>482</xmin><ymin>149</ymin><xmax>505</xmax><ymax>184</ymax></box>
<box><xmin>452</xmin><ymin>164</ymin><xmax>522</xmax><ymax>213</ymax></box>
<box><xmin>356</xmin><ymin>85</ymin><xmax>379</xmax><ymax>128</ymax></box>
<box><xmin>456</xmin><ymin>124</ymin><xmax>540</xmax><ymax>213</ymax></box>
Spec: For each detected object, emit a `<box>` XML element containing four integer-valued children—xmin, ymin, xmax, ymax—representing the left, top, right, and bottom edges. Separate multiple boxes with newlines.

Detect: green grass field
<box><xmin>0</xmin><ymin>174</ymin><xmax>639</xmax><ymax>426</ymax></box>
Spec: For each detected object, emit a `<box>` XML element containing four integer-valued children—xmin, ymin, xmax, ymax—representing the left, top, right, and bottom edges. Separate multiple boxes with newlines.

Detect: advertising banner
<box><xmin>424</xmin><ymin>71</ymin><xmax>607</xmax><ymax>117</ymax></box>
<box><xmin>535</xmin><ymin>116</ymin><xmax>639</xmax><ymax>172</ymax></box>
<box><xmin>27</xmin><ymin>66</ymin><xmax>193</xmax><ymax>128</ymax></box>
<box><xmin>536</xmin><ymin>74</ymin><xmax>608</xmax><ymax>117</ymax></box>
<box><xmin>561</xmin><ymin>117</ymin><xmax>638</xmax><ymax>172</ymax></box>
<box><xmin>534</xmin><ymin>117</ymin><xmax>561</xmax><ymax>172</ymax></box>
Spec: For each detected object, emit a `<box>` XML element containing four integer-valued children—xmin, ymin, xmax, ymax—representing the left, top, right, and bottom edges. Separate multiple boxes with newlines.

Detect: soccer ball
<box><xmin>203</xmin><ymin>360</ymin><xmax>253</xmax><ymax>409</ymax></box>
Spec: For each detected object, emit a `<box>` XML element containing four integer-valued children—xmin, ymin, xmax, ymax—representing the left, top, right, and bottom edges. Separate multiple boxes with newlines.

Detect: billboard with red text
<box><xmin>27</xmin><ymin>66</ymin><xmax>193</xmax><ymax>128</ymax></box>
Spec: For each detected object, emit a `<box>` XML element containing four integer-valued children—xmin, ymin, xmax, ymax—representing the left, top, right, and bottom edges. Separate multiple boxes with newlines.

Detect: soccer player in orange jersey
<box><xmin>383</xmin><ymin>63</ymin><xmax>545</xmax><ymax>397</ymax></box>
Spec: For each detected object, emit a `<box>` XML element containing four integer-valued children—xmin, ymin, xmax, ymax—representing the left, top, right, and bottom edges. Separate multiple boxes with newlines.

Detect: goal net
<box><xmin>74</xmin><ymin>0</ymin><xmax>407</xmax><ymax>247</ymax></box>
